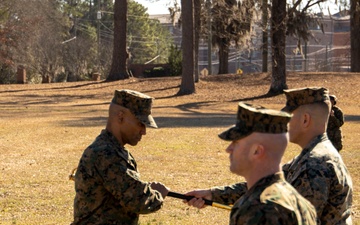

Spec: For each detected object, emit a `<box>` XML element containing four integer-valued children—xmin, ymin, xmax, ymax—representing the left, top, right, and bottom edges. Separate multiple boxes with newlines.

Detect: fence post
<box><xmin>17</xmin><ymin>66</ymin><xmax>26</xmax><ymax>84</ymax></box>
<box><xmin>92</xmin><ymin>72</ymin><xmax>101</xmax><ymax>81</ymax></box>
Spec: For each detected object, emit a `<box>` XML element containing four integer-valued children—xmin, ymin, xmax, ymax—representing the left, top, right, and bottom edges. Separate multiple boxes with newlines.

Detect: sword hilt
<box><xmin>167</xmin><ymin>191</ymin><xmax>232</xmax><ymax>210</ymax></box>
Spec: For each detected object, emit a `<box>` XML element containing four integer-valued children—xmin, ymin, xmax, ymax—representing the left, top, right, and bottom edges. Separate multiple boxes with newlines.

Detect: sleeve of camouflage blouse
<box><xmin>210</xmin><ymin>183</ymin><xmax>248</xmax><ymax>205</ymax></box>
<box><xmin>281</xmin><ymin>161</ymin><xmax>291</xmax><ymax>177</ymax></box>
<box><xmin>96</xmin><ymin>152</ymin><xmax>164</xmax><ymax>214</ymax></box>
<box><xmin>287</xmin><ymin>161</ymin><xmax>331</xmax><ymax>218</ymax></box>
<box><xmin>333</xmin><ymin>107</ymin><xmax>344</xmax><ymax>127</ymax></box>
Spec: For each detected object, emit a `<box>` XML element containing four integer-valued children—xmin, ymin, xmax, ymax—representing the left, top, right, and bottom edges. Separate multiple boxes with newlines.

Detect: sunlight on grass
<box><xmin>1</xmin><ymin>73</ymin><xmax>359</xmax><ymax>224</ymax></box>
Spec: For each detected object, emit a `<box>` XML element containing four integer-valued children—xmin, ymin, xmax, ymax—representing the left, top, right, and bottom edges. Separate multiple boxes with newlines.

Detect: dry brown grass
<box><xmin>0</xmin><ymin>72</ymin><xmax>359</xmax><ymax>225</ymax></box>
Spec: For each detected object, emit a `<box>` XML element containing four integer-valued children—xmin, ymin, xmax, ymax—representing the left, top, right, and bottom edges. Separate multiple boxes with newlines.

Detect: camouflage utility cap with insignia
<box><xmin>282</xmin><ymin>87</ymin><xmax>330</xmax><ymax>113</ymax></box>
<box><xmin>219</xmin><ymin>102</ymin><xmax>292</xmax><ymax>141</ymax></box>
<box><xmin>112</xmin><ymin>89</ymin><xmax>158</xmax><ymax>128</ymax></box>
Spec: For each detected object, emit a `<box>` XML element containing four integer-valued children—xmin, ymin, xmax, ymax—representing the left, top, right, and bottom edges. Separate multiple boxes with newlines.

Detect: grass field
<box><xmin>0</xmin><ymin>72</ymin><xmax>359</xmax><ymax>224</ymax></box>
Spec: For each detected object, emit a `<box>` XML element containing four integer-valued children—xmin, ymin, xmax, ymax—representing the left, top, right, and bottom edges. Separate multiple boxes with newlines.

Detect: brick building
<box><xmin>149</xmin><ymin>11</ymin><xmax>350</xmax><ymax>75</ymax></box>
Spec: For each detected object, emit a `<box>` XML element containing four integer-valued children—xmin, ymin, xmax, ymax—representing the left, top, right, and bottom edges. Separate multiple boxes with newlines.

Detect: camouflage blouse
<box><xmin>211</xmin><ymin>134</ymin><xmax>353</xmax><ymax>225</ymax></box>
<box><xmin>72</xmin><ymin>130</ymin><xmax>164</xmax><ymax>225</ymax></box>
<box><xmin>327</xmin><ymin>105</ymin><xmax>344</xmax><ymax>151</ymax></box>
<box><xmin>230</xmin><ymin>172</ymin><xmax>317</xmax><ymax>225</ymax></box>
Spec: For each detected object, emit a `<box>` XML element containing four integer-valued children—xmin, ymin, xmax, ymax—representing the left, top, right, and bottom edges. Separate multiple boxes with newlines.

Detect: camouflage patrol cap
<box><xmin>218</xmin><ymin>102</ymin><xmax>292</xmax><ymax>141</ymax></box>
<box><xmin>329</xmin><ymin>94</ymin><xmax>337</xmax><ymax>104</ymax></box>
<box><xmin>112</xmin><ymin>89</ymin><xmax>158</xmax><ymax>128</ymax></box>
<box><xmin>282</xmin><ymin>87</ymin><xmax>330</xmax><ymax>112</ymax></box>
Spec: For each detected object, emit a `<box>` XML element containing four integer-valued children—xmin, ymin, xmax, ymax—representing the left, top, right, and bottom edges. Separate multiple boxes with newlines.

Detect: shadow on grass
<box><xmin>0</xmin><ymin>81</ymin><xmax>104</xmax><ymax>94</ymax></box>
<box><xmin>60</xmin><ymin>100</ymin><xmax>237</xmax><ymax>128</ymax></box>
<box><xmin>27</xmin><ymin>89</ymin><xmax>281</xmax><ymax>129</ymax></box>
<box><xmin>141</xmin><ymin>85</ymin><xmax>180</xmax><ymax>96</ymax></box>
<box><xmin>72</xmin><ymin>102</ymin><xmax>109</xmax><ymax>107</ymax></box>
<box><xmin>345</xmin><ymin>115</ymin><xmax>360</xmax><ymax>122</ymax></box>
<box><xmin>60</xmin><ymin>116</ymin><xmax>107</xmax><ymax>127</ymax></box>
<box><xmin>60</xmin><ymin>113</ymin><xmax>235</xmax><ymax>128</ymax></box>
<box><xmin>0</xmin><ymin>94</ymin><xmax>109</xmax><ymax>106</ymax></box>
<box><xmin>0</xmin><ymin>78</ymin><xmax>178</xmax><ymax>95</ymax></box>
<box><xmin>155</xmin><ymin>113</ymin><xmax>235</xmax><ymax>128</ymax></box>
<box><xmin>231</xmin><ymin>92</ymin><xmax>282</xmax><ymax>102</ymax></box>
<box><xmin>171</xmin><ymin>101</ymin><xmax>218</xmax><ymax>112</ymax></box>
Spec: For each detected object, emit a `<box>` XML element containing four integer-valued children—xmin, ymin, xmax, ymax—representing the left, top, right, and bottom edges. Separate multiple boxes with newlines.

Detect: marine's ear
<box><xmin>253</xmin><ymin>143</ymin><xmax>265</xmax><ymax>157</ymax></box>
<box><xmin>117</xmin><ymin>110</ymin><xmax>126</xmax><ymax>123</ymax></box>
<box><xmin>302</xmin><ymin>112</ymin><xmax>311</xmax><ymax>128</ymax></box>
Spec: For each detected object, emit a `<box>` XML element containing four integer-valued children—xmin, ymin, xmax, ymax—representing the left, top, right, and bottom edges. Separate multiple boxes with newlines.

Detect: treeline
<box><xmin>0</xmin><ymin>0</ymin><xmax>173</xmax><ymax>84</ymax></box>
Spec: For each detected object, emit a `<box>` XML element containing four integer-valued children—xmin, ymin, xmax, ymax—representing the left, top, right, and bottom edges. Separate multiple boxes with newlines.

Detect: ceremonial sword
<box><xmin>69</xmin><ymin>169</ymin><xmax>232</xmax><ymax>210</ymax></box>
<box><xmin>167</xmin><ymin>191</ymin><xmax>232</xmax><ymax>211</ymax></box>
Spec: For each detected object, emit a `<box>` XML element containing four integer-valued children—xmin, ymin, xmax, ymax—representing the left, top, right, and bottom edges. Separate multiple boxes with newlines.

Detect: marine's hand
<box><xmin>183</xmin><ymin>189</ymin><xmax>212</xmax><ymax>209</ymax></box>
<box><xmin>150</xmin><ymin>182</ymin><xmax>169</xmax><ymax>198</ymax></box>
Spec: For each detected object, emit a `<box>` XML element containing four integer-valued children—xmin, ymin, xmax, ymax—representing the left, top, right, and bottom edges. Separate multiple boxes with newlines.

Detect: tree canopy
<box><xmin>0</xmin><ymin>0</ymin><xmax>173</xmax><ymax>83</ymax></box>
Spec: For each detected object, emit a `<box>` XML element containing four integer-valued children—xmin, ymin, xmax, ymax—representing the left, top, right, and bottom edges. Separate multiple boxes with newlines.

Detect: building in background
<box><xmin>151</xmin><ymin>11</ymin><xmax>350</xmax><ymax>75</ymax></box>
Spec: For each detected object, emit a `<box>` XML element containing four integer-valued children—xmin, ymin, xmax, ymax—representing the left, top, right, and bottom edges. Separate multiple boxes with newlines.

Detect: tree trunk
<box><xmin>194</xmin><ymin>0</ymin><xmax>201</xmax><ymax>82</ymax></box>
<box><xmin>178</xmin><ymin>0</ymin><xmax>195</xmax><ymax>95</ymax></box>
<box><xmin>206</xmin><ymin>0</ymin><xmax>212</xmax><ymax>75</ymax></box>
<box><xmin>351</xmin><ymin>0</ymin><xmax>360</xmax><ymax>72</ymax></box>
<box><xmin>107</xmin><ymin>0</ymin><xmax>129</xmax><ymax>81</ymax></box>
<box><xmin>262</xmin><ymin>0</ymin><xmax>268</xmax><ymax>73</ymax></box>
<box><xmin>268</xmin><ymin>0</ymin><xmax>287</xmax><ymax>95</ymax></box>
<box><xmin>218</xmin><ymin>42</ymin><xmax>229</xmax><ymax>75</ymax></box>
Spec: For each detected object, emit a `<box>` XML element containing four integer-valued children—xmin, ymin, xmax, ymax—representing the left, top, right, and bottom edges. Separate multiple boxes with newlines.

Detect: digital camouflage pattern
<box><xmin>211</xmin><ymin>134</ymin><xmax>353</xmax><ymax>225</ymax></box>
<box><xmin>230</xmin><ymin>172</ymin><xmax>317</xmax><ymax>225</ymax></box>
<box><xmin>283</xmin><ymin>134</ymin><xmax>352</xmax><ymax>224</ymax></box>
<box><xmin>211</xmin><ymin>182</ymin><xmax>247</xmax><ymax>205</ymax></box>
<box><xmin>112</xmin><ymin>89</ymin><xmax>157</xmax><ymax>128</ymax></box>
<box><xmin>282</xmin><ymin>87</ymin><xmax>330</xmax><ymax>113</ymax></box>
<box><xmin>327</xmin><ymin>105</ymin><xmax>344</xmax><ymax>151</ymax></box>
<box><xmin>219</xmin><ymin>102</ymin><xmax>292</xmax><ymax>141</ymax></box>
<box><xmin>72</xmin><ymin>130</ymin><xmax>164</xmax><ymax>225</ymax></box>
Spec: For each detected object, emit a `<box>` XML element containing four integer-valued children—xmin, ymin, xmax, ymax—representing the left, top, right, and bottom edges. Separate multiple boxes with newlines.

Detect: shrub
<box><xmin>0</xmin><ymin>65</ymin><xmax>16</xmax><ymax>84</ymax></box>
<box><xmin>167</xmin><ymin>45</ymin><xmax>182</xmax><ymax>76</ymax></box>
<box><xmin>143</xmin><ymin>66</ymin><xmax>168</xmax><ymax>77</ymax></box>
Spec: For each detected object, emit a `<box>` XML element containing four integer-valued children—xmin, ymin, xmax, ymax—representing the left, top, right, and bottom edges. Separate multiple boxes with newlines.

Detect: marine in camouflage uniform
<box><xmin>326</xmin><ymin>95</ymin><xmax>344</xmax><ymax>151</ymax></box>
<box><xmin>218</xmin><ymin>102</ymin><xmax>317</xmax><ymax>224</ymax></box>
<box><xmin>210</xmin><ymin>88</ymin><xmax>353</xmax><ymax>225</ymax></box>
<box><xmin>230</xmin><ymin>173</ymin><xmax>316</xmax><ymax>225</ymax></box>
<box><xmin>71</xmin><ymin>90</ymin><xmax>167</xmax><ymax>225</ymax></box>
